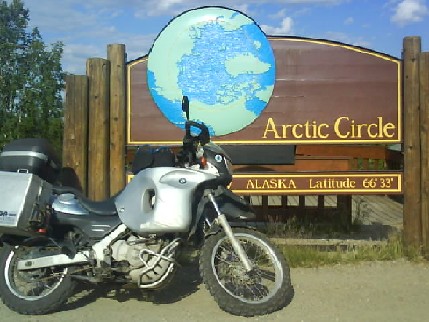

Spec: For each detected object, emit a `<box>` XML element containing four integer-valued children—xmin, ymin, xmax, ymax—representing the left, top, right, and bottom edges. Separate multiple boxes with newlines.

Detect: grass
<box><xmin>273</xmin><ymin>230</ymin><xmax>424</xmax><ymax>268</ymax></box>
<box><xmin>180</xmin><ymin>230</ymin><xmax>424</xmax><ymax>269</ymax></box>
<box><xmin>181</xmin><ymin>214</ymin><xmax>426</xmax><ymax>268</ymax></box>
<box><xmin>264</xmin><ymin>218</ymin><xmax>423</xmax><ymax>267</ymax></box>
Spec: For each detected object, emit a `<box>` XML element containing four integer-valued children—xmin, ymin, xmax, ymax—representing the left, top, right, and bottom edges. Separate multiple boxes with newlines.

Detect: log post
<box><xmin>420</xmin><ymin>51</ymin><xmax>429</xmax><ymax>255</ymax></box>
<box><xmin>63</xmin><ymin>75</ymin><xmax>88</xmax><ymax>193</ymax></box>
<box><xmin>87</xmin><ymin>58</ymin><xmax>111</xmax><ymax>201</ymax></box>
<box><xmin>108</xmin><ymin>44</ymin><xmax>127</xmax><ymax>196</ymax></box>
<box><xmin>337</xmin><ymin>195</ymin><xmax>352</xmax><ymax>231</ymax></box>
<box><xmin>403</xmin><ymin>36</ymin><xmax>422</xmax><ymax>249</ymax></box>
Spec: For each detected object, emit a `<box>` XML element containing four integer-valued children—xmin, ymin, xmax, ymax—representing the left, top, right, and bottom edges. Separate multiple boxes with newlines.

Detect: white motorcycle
<box><xmin>0</xmin><ymin>97</ymin><xmax>292</xmax><ymax>316</ymax></box>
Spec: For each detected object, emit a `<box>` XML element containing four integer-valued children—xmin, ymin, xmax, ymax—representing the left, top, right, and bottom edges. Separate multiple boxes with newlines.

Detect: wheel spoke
<box><xmin>251</xmin><ymin>283</ymin><xmax>269</xmax><ymax>299</ymax></box>
<box><xmin>5</xmin><ymin>248</ymin><xmax>68</xmax><ymax>300</ymax></box>
<box><xmin>0</xmin><ymin>246</ymin><xmax>78</xmax><ymax>315</ymax></box>
<box><xmin>27</xmin><ymin>282</ymin><xmax>45</xmax><ymax>296</ymax></box>
<box><xmin>210</xmin><ymin>232</ymin><xmax>284</xmax><ymax>304</ymax></box>
<box><xmin>201</xmin><ymin>228</ymin><xmax>291</xmax><ymax>316</ymax></box>
<box><xmin>254</xmin><ymin>268</ymin><xmax>276</xmax><ymax>282</ymax></box>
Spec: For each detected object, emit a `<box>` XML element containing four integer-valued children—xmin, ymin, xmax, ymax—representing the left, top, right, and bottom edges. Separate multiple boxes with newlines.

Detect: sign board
<box><xmin>231</xmin><ymin>172</ymin><xmax>402</xmax><ymax>195</ymax></box>
<box><xmin>127</xmin><ymin>172</ymin><xmax>403</xmax><ymax>195</ymax></box>
<box><xmin>125</xmin><ymin>7</ymin><xmax>403</xmax><ymax>196</ymax></box>
<box><xmin>127</xmin><ymin>37</ymin><xmax>401</xmax><ymax>145</ymax></box>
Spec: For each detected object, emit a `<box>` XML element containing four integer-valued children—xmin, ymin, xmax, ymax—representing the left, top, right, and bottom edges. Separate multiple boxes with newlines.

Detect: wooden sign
<box><xmin>230</xmin><ymin>172</ymin><xmax>402</xmax><ymax>195</ymax></box>
<box><xmin>127</xmin><ymin>172</ymin><xmax>402</xmax><ymax>195</ymax></box>
<box><xmin>127</xmin><ymin>37</ymin><xmax>401</xmax><ymax>145</ymax></box>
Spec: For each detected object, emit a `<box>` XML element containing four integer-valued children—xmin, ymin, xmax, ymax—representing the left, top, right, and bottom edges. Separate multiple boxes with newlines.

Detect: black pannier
<box><xmin>0</xmin><ymin>138</ymin><xmax>61</xmax><ymax>184</ymax></box>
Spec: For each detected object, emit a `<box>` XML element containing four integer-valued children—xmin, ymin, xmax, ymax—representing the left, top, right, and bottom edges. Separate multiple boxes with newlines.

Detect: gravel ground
<box><xmin>1</xmin><ymin>260</ymin><xmax>428</xmax><ymax>322</ymax></box>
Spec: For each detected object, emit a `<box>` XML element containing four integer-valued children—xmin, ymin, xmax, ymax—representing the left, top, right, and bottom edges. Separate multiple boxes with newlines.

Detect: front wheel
<box><xmin>200</xmin><ymin>228</ymin><xmax>292</xmax><ymax>316</ymax></box>
<box><xmin>0</xmin><ymin>245</ymin><xmax>77</xmax><ymax>315</ymax></box>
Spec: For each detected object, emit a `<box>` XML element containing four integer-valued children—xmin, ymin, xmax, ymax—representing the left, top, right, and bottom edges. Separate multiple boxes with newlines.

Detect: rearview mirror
<box><xmin>182</xmin><ymin>96</ymin><xmax>189</xmax><ymax>120</ymax></box>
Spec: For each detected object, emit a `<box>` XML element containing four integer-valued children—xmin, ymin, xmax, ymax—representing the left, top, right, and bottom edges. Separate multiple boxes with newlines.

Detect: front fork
<box><xmin>207</xmin><ymin>193</ymin><xmax>253</xmax><ymax>272</ymax></box>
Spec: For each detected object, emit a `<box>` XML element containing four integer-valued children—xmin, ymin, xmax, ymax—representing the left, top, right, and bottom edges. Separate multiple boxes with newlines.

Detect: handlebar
<box><xmin>184</xmin><ymin>121</ymin><xmax>210</xmax><ymax>146</ymax></box>
<box><xmin>181</xmin><ymin>121</ymin><xmax>210</xmax><ymax>164</ymax></box>
<box><xmin>180</xmin><ymin>96</ymin><xmax>211</xmax><ymax>165</ymax></box>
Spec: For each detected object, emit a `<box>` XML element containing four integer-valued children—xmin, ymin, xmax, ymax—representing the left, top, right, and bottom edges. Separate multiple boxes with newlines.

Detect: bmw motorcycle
<box><xmin>0</xmin><ymin>97</ymin><xmax>292</xmax><ymax>316</ymax></box>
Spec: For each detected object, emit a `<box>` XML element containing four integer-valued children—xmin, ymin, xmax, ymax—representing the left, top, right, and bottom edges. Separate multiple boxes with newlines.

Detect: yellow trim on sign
<box><xmin>232</xmin><ymin>173</ymin><xmax>402</xmax><ymax>179</ymax></box>
<box><xmin>231</xmin><ymin>189</ymin><xmax>401</xmax><ymax>194</ymax></box>
<box><xmin>231</xmin><ymin>173</ymin><xmax>402</xmax><ymax>195</ymax></box>
<box><xmin>127</xmin><ymin>56</ymin><xmax>148</xmax><ymax>145</ymax></box>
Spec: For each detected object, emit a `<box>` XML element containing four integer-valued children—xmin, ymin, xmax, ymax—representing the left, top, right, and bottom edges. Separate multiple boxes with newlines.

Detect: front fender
<box><xmin>214</xmin><ymin>187</ymin><xmax>256</xmax><ymax>222</ymax></box>
<box><xmin>189</xmin><ymin>187</ymin><xmax>256</xmax><ymax>242</ymax></box>
<box><xmin>205</xmin><ymin>221</ymin><xmax>257</xmax><ymax>236</ymax></box>
<box><xmin>196</xmin><ymin>187</ymin><xmax>256</xmax><ymax>226</ymax></box>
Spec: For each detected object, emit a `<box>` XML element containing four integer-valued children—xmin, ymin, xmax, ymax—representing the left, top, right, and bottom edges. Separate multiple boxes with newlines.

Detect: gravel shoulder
<box><xmin>1</xmin><ymin>260</ymin><xmax>428</xmax><ymax>322</ymax></box>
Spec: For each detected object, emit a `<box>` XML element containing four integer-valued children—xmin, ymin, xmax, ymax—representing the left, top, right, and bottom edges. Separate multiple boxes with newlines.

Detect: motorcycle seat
<box><xmin>77</xmin><ymin>196</ymin><xmax>117</xmax><ymax>216</ymax></box>
<box><xmin>53</xmin><ymin>186</ymin><xmax>117</xmax><ymax>216</ymax></box>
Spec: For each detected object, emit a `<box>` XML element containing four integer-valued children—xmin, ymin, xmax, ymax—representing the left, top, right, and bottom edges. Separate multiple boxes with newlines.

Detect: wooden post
<box><xmin>108</xmin><ymin>44</ymin><xmax>127</xmax><ymax>196</ymax></box>
<box><xmin>403</xmin><ymin>36</ymin><xmax>422</xmax><ymax>249</ymax></box>
<box><xmin>337</xmin><ymin>195</ymin><xmax>352</xmax><ymax>231</ymax></box>
<box><xmin>63</xmin><ymin>75</ymin><xmax>88</xmax><ymax>193</ymax></box>
<box><xmin>420</xmin><ymin>51</ymin><xmax>429</xmax><ymax>255</ymax></box>
<box><xmin>87</xmin><ymin>58</ymin><xmax>111</xmax><ymax>201</ymax></box>
<box><xmin>262</xmin><ymin>195</ymin><xmax>269</xmax><ymax>222</ymax></box>
<box><xmin>317</xmin><ymin>195</ymin><xmax>325</xmax><ymax>217</ymax></box>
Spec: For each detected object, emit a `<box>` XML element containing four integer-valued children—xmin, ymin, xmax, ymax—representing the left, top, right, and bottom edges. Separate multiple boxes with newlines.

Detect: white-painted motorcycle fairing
<box><xmin>115</xmin><ymin>167</ymin><xmax>217</xmax><ymax>233</ymax></box>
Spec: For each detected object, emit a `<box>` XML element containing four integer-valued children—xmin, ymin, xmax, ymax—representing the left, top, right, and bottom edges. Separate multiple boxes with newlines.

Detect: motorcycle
<box><xmin>0</xmin><ymin>96</ymin><xmax>292</xmax><ymax>316</ymax></box>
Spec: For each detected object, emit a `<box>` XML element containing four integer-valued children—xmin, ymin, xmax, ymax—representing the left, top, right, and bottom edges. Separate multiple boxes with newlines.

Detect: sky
<box><xmin>18</xmin><ymin>0</ymin><xmax>429</xmax><ymax>74</ymax></box>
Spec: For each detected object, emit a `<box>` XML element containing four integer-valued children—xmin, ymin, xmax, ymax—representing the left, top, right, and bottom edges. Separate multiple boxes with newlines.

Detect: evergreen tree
<box><xmin>0</xmin><ymin>0</ymin><xmax>64</xmax><ymax>153</ymax></box>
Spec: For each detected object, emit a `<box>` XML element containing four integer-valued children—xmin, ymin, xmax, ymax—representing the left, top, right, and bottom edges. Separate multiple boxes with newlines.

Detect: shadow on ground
<box><xmin>61</xmin><ymin>263</ymin><xmax>202</xmax><ymax>313</ymax></box>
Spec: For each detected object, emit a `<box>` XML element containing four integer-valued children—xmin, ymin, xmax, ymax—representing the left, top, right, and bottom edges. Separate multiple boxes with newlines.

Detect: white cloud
<box><xmin>272</xmin><ymin>8</ymin><xmax>287</xmax><ymax>18</ymax></box>
<box><xmin>118</xmin><ymin>34</ymin><xmax>156</xmax><ymax>61</ymax></box>
<box><xmin>17</xmin><ymin>0</ymin><xmax>349</xmax><ymax>72</ymax></box>
<box><xmin>323</xmin><ymin>31</ymin><xmax>371</xmax><ymax>49</ymax></box>
<box><xmin>261</xmin><ymin>17</ymin><xmax>294</xmax><ymax>35</ymax></box>
<box><xmin>153</xmin><ymin>0</ymin><xmax>189</xmax><ymax>11</ymax></box>
<box><xmin>391</xmin><ymin>0</ymin><xmax>429</xmax><ymax>26</ymax></box>
<box><xmin>324</xmin><ymin>31</ymin><xmax>351</xmax><ymax>43</ymax></box>
<box><xmin>132</xmin><ymin>0</ymin><xmax>346</xmax><ymax>17</ymax></box>
<box><xmin>344</xmin><ymin>17</ymin><xmax>354</xmax><ymax>25</ymax></box>
<box><xmin>62</xmin><ymin>44</ymin><xmax>104</xmax><ymax>74</ymax></box>
<box><xmin>61</xmin><ymin>32</ymin><xmax>156</xmax><ymax>74</ymax></box>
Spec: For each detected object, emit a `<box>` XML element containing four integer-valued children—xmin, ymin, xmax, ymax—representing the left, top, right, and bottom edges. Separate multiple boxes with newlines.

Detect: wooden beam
<box><xmin>297</xmin><ymin>145</ymin><xmax>390</xmax><ymax>159</ymax></box>
<box><xmin>108</xmin><ymin>44</ymin><xmax>127</xmax><ymax>196</ymax></box>
<box><xmin>63</xmin><ymin>75</ymin><xmax>88</xmax><ymax>193</ymax></box>
<box><xmin>87</xmin><ymin>58</ymin><xmax>111</xmax><ymax>201</ymax></box>
<box><xmin>233</xmin><ymin>156</ymin><xmax>353</xmax><ymax>172</ymax></box>
<box><xmin>420</xmin><ymin>51</ymin><xmax>429</xmax><ymax>255</ymax></box>
<box><xmin>403</xmin><ymin>36</ymin><xmax>422</xmax><ymax>248</ymax></box>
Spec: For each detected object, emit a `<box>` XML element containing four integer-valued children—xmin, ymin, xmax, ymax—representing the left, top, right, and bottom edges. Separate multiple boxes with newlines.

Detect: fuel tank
<box><xmin>115</xmin><ymin>167</ymin><xmax>216</xmax><ymax>234</ymax></box>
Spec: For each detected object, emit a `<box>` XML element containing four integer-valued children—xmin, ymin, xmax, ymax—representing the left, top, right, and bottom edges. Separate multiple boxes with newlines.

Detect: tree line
<box><xmin>0</xmin><ymin>0</ymin><xmax>64</xmax><ymax>154</ymax></box>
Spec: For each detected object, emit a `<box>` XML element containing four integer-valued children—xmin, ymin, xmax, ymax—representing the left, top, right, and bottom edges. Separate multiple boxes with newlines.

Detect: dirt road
<box><xmin>1</xmin><ymin>260</ymin><xmax>428</xmax><ymax>322</ymax></box>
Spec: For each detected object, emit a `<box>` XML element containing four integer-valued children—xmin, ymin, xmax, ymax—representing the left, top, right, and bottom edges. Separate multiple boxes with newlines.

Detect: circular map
<box><xmin>147</xmin><ymin>7</ymin><xmax>275</xmax><ymax>136</ymax></box>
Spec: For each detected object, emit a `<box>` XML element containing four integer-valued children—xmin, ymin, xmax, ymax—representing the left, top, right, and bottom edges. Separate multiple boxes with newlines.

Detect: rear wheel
<box><xmin>200</xmin><ymin>228</ymin><xmax>292</xmax><ymax>316</ymax></box>
<box><xmin>0</xmin><ymin>246</ymin><xmax>76</xmax><ymax>315</ymax></box>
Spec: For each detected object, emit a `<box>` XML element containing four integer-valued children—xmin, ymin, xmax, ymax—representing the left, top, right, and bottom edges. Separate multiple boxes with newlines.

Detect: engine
<box><xmin>110</xmin><ymin>235</ymin><xmax>180</xmax><ymax>289</ymax></box>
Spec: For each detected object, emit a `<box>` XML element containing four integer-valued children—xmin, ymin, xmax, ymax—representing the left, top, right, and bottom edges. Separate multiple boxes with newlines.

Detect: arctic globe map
<box><xmin>147</xmin><ymin>7</ymin><xmax>275</xmax><ymax>136</ymax></box>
